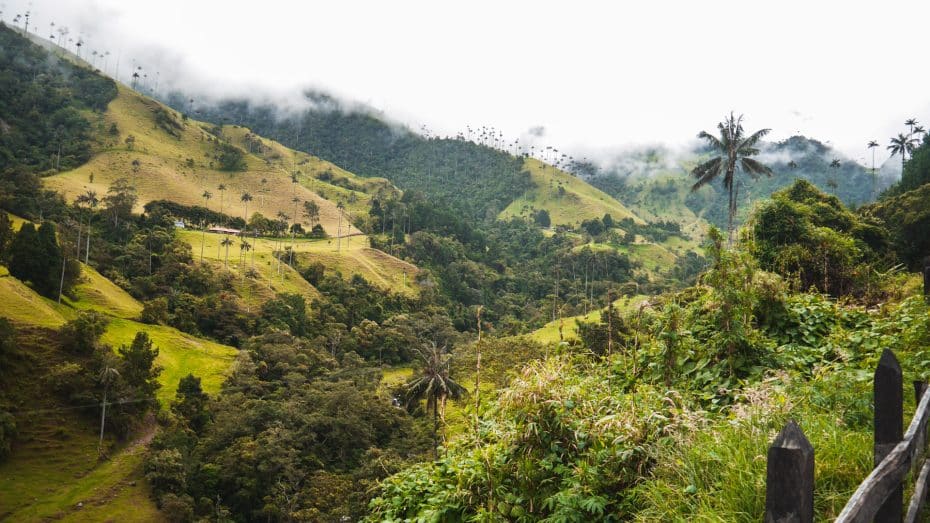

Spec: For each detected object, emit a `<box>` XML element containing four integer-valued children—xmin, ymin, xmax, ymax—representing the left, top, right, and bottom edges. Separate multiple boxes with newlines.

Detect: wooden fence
<box><xmin>765</xmin><ymin>349</ymin><xmax>930</xmax><ymax>522</ymax></box>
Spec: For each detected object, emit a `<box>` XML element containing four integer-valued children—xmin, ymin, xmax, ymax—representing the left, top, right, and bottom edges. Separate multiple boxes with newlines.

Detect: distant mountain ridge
<box><xmin>584</xmin><ymin>135</ymin><xmax>896</xmax><ymax>230</ymax></box>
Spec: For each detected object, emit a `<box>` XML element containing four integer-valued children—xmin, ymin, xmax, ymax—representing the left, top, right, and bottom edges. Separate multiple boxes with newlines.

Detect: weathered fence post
<box><xmin>875</xmin><ymin>349</ymin><xmax>903</xmax><ymax>522</ymax></box>
<box><xmin>923</xmin><ymin>257</ymin><xmax>930</xmax><ymax>300</ymax></box>
<box><xmin>765</xmin><ymin>420</ymin><xmax>814</xmax><ymax>523</ymax></box>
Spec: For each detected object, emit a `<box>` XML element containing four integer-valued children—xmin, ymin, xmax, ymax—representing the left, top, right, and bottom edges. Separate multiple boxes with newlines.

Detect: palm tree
<box><xmin>913</xmin><ymin>125</ymin><xmax>926</xmax><ymax>139</ymax></box>
<box><xmin>239</xmin><ymin>239</ymin><xmax>251</xmax><ymax>268</ymax></box>
<box><xmin>240</xmin><ymin>192</ymin><xmax>253</xmax><ymax>224</ymax></box>
<box><xmin>288</xmin><ymin>197</ymin><xmax>301</xmax><ymax>266</ymax></box>
<box><xmin>200</xmin><ymin>191</ymin><xmax>212</xmax><ymax>263</ymax></box>
<box><xmin>828</xmin><ymin>158</ymin><xmax>841</xmax><ymax>195</ymax></box>
<box><xmin>220</xmin><ymin>237</ymin><xmax>234</xmax><ymax>268</ymax></box>
<box><xmin>336</xmin><ymin>201</ymin><xmax>346</xmax><ymax>252</ymax></box>
<box><xmin>405</xmin><ymin>342</ymin><xmax>466</xmax><ymax>449</ymax></box>
<box><xmin>81</xmin><ymin>190</ymin><xmax>99</xmax><ymax>264</ymax></box>
<box><xmin>888</xmin><ymin>133</ymin><xmax>919</xmax><ymax>173</ymax></box>
<box><xmin>689</xmin><ymin>113</ymin><xmax>774</xmax><ymax>244</ymax></box>
<box><xmin>98</xmin><ymin>365</ymin><xmax>120</xmax><ymax>449</ymax></box>
<box><xmin>217</xmin><ymin>184</ymin><xmax>227</xmax><ymax>215</ymax></box>
<box><xmin>259</xmin><ymin>178</ymin><xmax>268</xmax><ymax>207</ymax></box>
<box><xmin>787</xmin><ymin>160</ymin><xmax>798</xmax><ymax>170</ymax></box>
<box><xmin>275</xmin><ymin>211</ymin><xmax>289</xmax><ymax>274</ymax></box>
<box><xmin>868</xmin><ymin>140</ymin><xmax>880</xmax><ymax>199</ymax></box>
<box><xmin>905</xmin><ymin>118</ymin><xmax>919</xmax><ymax>137</ymax></box>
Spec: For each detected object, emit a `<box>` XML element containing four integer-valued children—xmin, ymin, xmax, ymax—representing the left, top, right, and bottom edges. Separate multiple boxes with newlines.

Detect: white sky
<box><xmin>4</xmin><ymin>0</ymin><xmax>930</xmax><ymax>164</ymax></box>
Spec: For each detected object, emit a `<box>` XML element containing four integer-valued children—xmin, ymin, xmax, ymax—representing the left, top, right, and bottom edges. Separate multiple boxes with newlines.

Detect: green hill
<box><xmin>43</xmin><ymin>85</ymin><xmax>379</xmax><ymax>237</ymax></box>
<box><xmin>588</xmin><ymin>136</ymin><xmax>891</xmax><ymax>232</ymax></box>
<box><xmin>500</xmin><ymin>158</ymin><xmax>643</xmax><ymax>226</ymax></box>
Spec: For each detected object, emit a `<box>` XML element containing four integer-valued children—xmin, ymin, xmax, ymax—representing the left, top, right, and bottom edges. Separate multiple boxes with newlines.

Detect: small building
<box><xmin>173</xmin><ymin>219</ymin><xmax>186</xmax><ymax>229</ymax></box>
<box><xmin>208</xmin><ymin>226</ymin><xmax>242</xmax><ymax>235</ymax></box>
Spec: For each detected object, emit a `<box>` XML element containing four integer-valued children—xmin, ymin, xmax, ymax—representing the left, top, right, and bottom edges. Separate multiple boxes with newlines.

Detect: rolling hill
<box><xmin>499</xmin><ymin>158</ymin><xmax>644</xmax><ymax>226</ymax></box>
<box><xmin>43</xmin><ymin>84</ymin><xmax>387</xmax><ymax>237</ymax></box>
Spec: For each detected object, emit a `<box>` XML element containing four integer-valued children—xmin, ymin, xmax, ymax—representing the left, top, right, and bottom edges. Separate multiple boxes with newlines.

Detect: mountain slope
<box><xmin>588</xmin><ymin>136</ymin><xmax>892</xmax><ymax>231</ymax></box>
<box><xmin>500</xmin><ymin>158</ymin><xmax>644</xmax><ymax>226</ymax></box>
<box><xmin>43</xmin><ymin>85</ymin><xmax>380</xmax><ymax>236</ymax></box>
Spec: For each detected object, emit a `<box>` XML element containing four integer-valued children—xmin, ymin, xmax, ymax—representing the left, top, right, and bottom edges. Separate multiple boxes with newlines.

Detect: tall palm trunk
<box><xmin>200</xmin><ymin>221</ymin><xmax>206</xmax><ymax>263</ymax></box>
<box><xmin>726</xmin><ymin>168</ymin><xmax>736</xmax><ymax>246</ymax></box>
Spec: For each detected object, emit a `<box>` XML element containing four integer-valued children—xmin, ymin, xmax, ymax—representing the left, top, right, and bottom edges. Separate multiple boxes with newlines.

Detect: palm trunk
<box><xmin>726</xmin><ymin>169</ymin><xmax>736</xmax><ymax>247</ymax></box>
<box><xmin>85</xmin><ymin>228</ymin><xmax>91</xmax><ymax>265</ymax></box>
<box><xmin>200</xmin><ymin>222</ymin><xmax>206</xmax><ymax>263</ymax></box>
<box><xmin>75</xmin><ymin>213</ymin><xmax>83</xmax><ymax>258</ymax></box>
<box><xmin>98</xmin><ymin>386</ymin><xmax>108</xmax><ymax>449</ymax></box>
<box><xmin>58</xmin><ymin>253</ymin><xmax>67</xmax><ymax>304</ymax></box>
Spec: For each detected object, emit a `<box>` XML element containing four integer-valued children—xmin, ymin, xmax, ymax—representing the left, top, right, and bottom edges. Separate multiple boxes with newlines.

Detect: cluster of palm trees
<box><xmin>11</xmin><ymin>9</ymin><xmax>165</xmax><ymax>98</ymax></box>
<box><xmin>886</xmin><ymin>117</ymin><xmax>925</xmax><ymax>173</ymax></box>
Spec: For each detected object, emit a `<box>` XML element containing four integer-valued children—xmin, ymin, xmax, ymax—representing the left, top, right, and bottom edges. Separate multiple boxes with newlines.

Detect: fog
<box><xmin>4</xmin><ymin>0</ymin><xmax>930</xmax><ymax>165</ymax></box>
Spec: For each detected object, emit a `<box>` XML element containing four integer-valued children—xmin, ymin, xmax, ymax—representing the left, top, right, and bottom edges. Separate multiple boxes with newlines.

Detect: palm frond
<box><xmin>690</xmin><ymin>157</ymin><xmax>723</xmax><ymax>191</ymax></box>
<box><xmin>697</xmin><ymin>130</ymin><xmax>723</xmax><ymax>151</ymax></box>
<box><xmin>739</xmin><ymin>128</ymin><xmax>771</xmax><ymax>149</ymax></box>
<box><xmin>740</xmin><ymin>158</ymin><xmax>774</xmax><ymax>179</ymax></box>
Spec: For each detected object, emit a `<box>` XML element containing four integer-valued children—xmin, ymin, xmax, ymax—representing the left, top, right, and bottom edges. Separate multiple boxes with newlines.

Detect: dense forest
<box><xmin>0</xmin><ymin>24</ymin><xmax>116</xmax><ymax>173</ymax></box>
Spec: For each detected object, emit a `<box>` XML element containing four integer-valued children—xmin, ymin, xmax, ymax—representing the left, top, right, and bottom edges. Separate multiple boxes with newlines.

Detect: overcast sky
<box><xmin>4</xmin><ymin>0</ymin><xmax>930</xmax><ymax>164</ymax></box>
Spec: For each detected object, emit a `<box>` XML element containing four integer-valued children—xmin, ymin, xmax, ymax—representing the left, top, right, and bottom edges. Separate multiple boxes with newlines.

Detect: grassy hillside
<box><xmin>528</xmin><ymin>294</ymin><xmax>651</xmax><ymax>344</ymax></box>
<box><xmin>178</xmin><ymin>229</ymin><xmax>419</xmax><ymax>305</ymax></box>
<box><xmin>500</xmin><ymin>158</ymin><xmax>644</xmax><ymax>226</ymax></box>
<box><xmin>0</xmin><ymin>326</ymin><xmax>162</xmax><ymax>521</ymax></box>
<box><xmin>0</xmin><ymin>264</ymin><xmax>236</xmax><ymax>401</ymax></box>
<box><xmin>44</xmin><ymin>85</ymin><xmax>381</xmax><ymax>236</ymax></box>
<box><xmin>0</xmin><ymin>262</ymin><xmax>236</xmax><ymax>520</ymax></box>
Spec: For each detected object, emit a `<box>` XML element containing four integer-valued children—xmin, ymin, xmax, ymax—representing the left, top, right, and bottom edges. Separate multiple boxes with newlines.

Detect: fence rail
<box><xmin>765</xmin><ymin>349</ymin><xmax>930</xmax><ymax>523</ymax></box>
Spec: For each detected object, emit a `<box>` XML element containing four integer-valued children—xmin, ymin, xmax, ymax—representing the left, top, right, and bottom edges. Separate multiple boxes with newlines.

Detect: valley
<box><xmin>1</xmin><ymin>9</ymin><xmax>930</xmax><ymax>522</ymax></box>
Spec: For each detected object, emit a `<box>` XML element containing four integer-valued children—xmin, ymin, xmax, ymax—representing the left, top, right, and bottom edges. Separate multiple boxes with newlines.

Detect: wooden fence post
<box><xmin>875</xmin><ymin>349</ymin><xmax>903</xmax><ymax>522</ymax></box>
<box><xmin>923</xmin><ymin>258</ymin><xmax>929</xmax><ymax>300</ymax></box>
<box><xmin>765</xmin><ymin>420</ymin><xmax>814</xmax><ymax>523</ymax></box>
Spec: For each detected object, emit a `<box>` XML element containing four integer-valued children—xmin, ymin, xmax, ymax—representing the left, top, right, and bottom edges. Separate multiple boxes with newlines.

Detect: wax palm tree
<box><xmin>240</xmin><ymin>192</ymin><xmax>253</xmax><ymax>224</ymax></box>
<box><xmin>200</xmin><ymin>191</ymin><xmax>212</xmax><ymax>263</ymax></box>
<box><xmin>913</xmin><ymin>125</ymin><xmax>926</xmax><ymax>139</ymax></box>
<box><xmin>867</xmin><ymin>140</ymin><xmax>880</xmax><ymax>199</ymax></box>
<box><xmin>690</xmin><ymin>113</ymin><xmax>774</xmax><ymax>244</ymax></box>
<box><xmin>217</xmin><ymin>184</ymin><xmax>227</xmax><ymax>215</ymax></box>
<box><xmin>98</xmin><ymin>365</ymin><xmax>120</xmax><ymax>449</ymax></box>
<box><xmin>259</xmin><ymin>178</ymin><xmax>268</xmax><ymax>207</ymax></box>
<box><xmin>336</xmin><ymin>201</ymin><xmax>346</xmax><ymax>252</ymax></box>
<box><xmin>405</xmin><ymin>342</ymin><xmax>466</xmax><ymax>449</ymax></box>
<box><xmin>239</xmin><ymin>239</ymin><xmax>251</xmax><ymax>268</ymax></box>
<box><xmin>220</xmin><ymin>237</ymin><xmax>233</xmax><ymax>268</ymax></box>
<box><xmin>81</xmin><ymin>190</ymin><xmax>99</xmax><ymax>264</ymax></box>
<box><xmin>905</xmin><ymin>118</ymin><xmax>919</xmax><ymax>137</ymax></box>
<box><xmin>888</xmin><ymin>133</ymin><xmax>919</xmax><ymax>173</ymax></box>
<box><xmin>288</xmin><ymin>197</ymin><xmax>301</xmax><ymax>266</ymax></box>
<box><xmin>275</xmin><ymin>211</ymin><xmax>289</xmax><ymax>273</ymax></box>
<box><xmin>827</xmin><ymin>158</ymin><xmax>841</xmax><ymax>195</ymax></box>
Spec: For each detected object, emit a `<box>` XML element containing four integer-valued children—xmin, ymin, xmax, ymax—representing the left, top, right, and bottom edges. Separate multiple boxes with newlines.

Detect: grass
<box><xmin>6</xmin><ymin>435</ymin><xmax>161</xmax><ymax>522</ymax></box>
<box><xmin>0</xmin><ymin>269</ymin><xmax>67</xmax><ymax>328</ymax></box>
<box><xmin>101</xmin><ymin>317</ymin><xmax>238</xmax><ymax>406</ymax></box>
<box><xmin>0</xmin><ymin>264</ymin><xmax>237</xmax><ymax>406</ymax></box>
<box><xmin>630</xmin><ymin>376</ymin><xmax>875</xmax><ymax>521</ymax></box>
<box><xmin>67</xmin><ymin>263</ymin><xmax>144</xmax><ymax>319</ymax></box>
<box><xmin>529</xmin><ymin>295</ymin><xmax>651</xmax><ymax>344</ymax></box>
<box><xmin>44</xmin><ymin>85</ymin><xmax>377</xmax><ymax>238</ymax></box>
<box><xmin>500</xmin><ymin>158</ymin><xmax>644</xmax><ymax>226</ymax></box>
<box><xmin>0</xmin><ymin>327</ymin><xmax>161</xmax><ymax>521</ymax></box>
<box><xmin>178</xmin><ymin>229</ymin><xmax>419</xmax><ymax>300</ymax></box>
